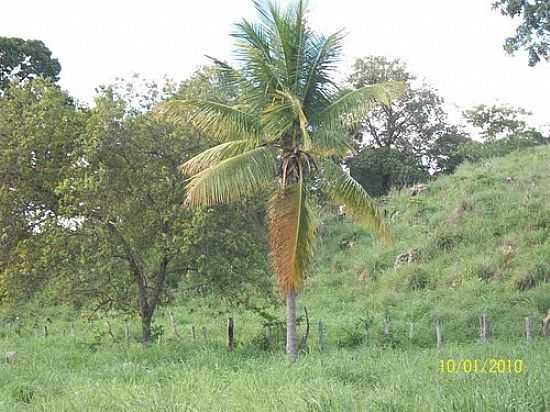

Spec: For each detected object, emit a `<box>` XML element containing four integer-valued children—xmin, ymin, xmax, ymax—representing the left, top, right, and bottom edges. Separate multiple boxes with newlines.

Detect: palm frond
<box><xmin>185</xmin><ymin>146</ymin><xmax>277</xmax><ymax>206</ymax></box>
<box><xmin>302</xmin><ymin>30</ymin><xmax>345</xmax><ymax>110</ymax></box>
<box><xmin>249</xmin><ymin>0</ymin><xmax>312</xmax><ymax>95</ymax></box>
<box><xmin>261</xmin><ymin>96</ymin><xmax>296</xmax><ymax>139</ymax></box>
<box><xmin>310</xmin><ymin>125</ymin><xmax>353</xmax><ymax>157</ymax></box>
<box><xmin>180</xmin><ymin>140</ymin><xmax>260</xmax><ymax>175</ymax></box>
<box><xmin>268</xmin><ymin>181</ymin><xmax>316</xmax><ymax>294</ymax></box>
<box><xmin>160</xmin><ymin>99</ymin><xmax>261</xmax><ymax>142</ymax></box>
<box><xmin>205</xmin><ymin>56</ymin><xmax>257</xmax><ymax>98</ymax></box>
<box><xmin>276</xmin><ymin>90</ymin><xmax>312</xmax><ymax>150</ymax></box>
<box><xmin>232</xmin><ymin>19</ymin><xmax>282</xmax><ymax>95</ymax></box>
<box><xmin>267</xmin><ymin>0</ymin><xmax>306</xmax><ymax>91</ymax></box>
<box><xmin>318</xmin><ymin>81</ymin><xmax>405</xmax><ymax>129</ymax></box>
<box><xmin>291</xmin><ymin>0</ymin><xmax>308</xmax><ymax>94</ymax></box>
<box><xmin>319</xmin><ymin>158</ymin><xmax>390</xmax><ymax>244</ymax></box>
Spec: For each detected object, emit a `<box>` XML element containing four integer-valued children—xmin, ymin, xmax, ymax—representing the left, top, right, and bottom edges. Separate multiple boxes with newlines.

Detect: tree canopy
<box><xmin>0</xmin><ymin>37</ymin><xmax>61</xmax><ymax>90</ymax></box>
<box><xmin>493</xmin><ymin>0</ymin><xmax>550</xmax><ymax>66</ymax></box>
<box><xmin>346</xmin><ymin>56</ymin><xmax>468</xmax><ymax>196</ymax></box>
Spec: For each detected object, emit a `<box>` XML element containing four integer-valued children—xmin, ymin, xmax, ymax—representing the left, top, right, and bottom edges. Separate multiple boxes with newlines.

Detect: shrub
<box><xmin>12</xmin><ymin>385</ymin><xmax>36</xmax><ymax>404</ymax></box>
<box><xmin>337</xmin><ymin>322</ymin><xmax>366</xmax><ymax>348</ymax></box>
<box><xmin>455</xmin><ymin>136</ymin><xmax>542</xmax><ymax>163</ymax></box>
<box><xmin>407</xmin><ymin>269</ymin><xmax>431</xmax><ymax>291</ymax></box>
<box><xmin>513</xmin><ymin>263</ymin><xmax>550</xmax><ymax>291</ymax></box>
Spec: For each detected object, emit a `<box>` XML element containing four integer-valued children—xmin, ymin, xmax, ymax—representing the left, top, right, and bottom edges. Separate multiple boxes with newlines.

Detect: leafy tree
<box><xmin>463</xmin><ymin>104</ymin><xmax>546</xmax><ymax>143</ymax></box>
<box><xmin>0</xmin><ymin>37</ymin><xmax>61</xmax><ymax>91</ymax></box>
<box><xmin>346</xmin><ymin>56</ymin><xmax>467</xmax><ymax>195</ymax></box>
<box><xmin>48</xmin><ymin>79</ymin><xmax>271</xmax><ymax>342</ymax></box>
<box><xmin>182</xmin><ymin>200</ymin><xmax>274</xmax><ymax>309</ymax></box>
<box><xmin>0</xmin><ymin>79</ymin><xmax>87</xmax><ymax>304</ymax></box>
<box><xmin>348</xmin><ymin>147</ymin><xmax>429</xmax><ymax>197</ymax></box>
<box><xmin>163</xmin><ymin>0</ymin><xmax>403</xmax><ymax>361</ymax></box>
<box><xmin>454</xmin><ymin>103</ymin><xmax>548</xmax><ymax>163</ymax></box>
<box><xmin>493</xmin><ymin>0</ymin><xmax>550</xmax><ymax>66</ymax></box>
<box><xmin>427</xmin><ymin>132</ymin><xmax>471</xmax><ymax>175</ymax></box>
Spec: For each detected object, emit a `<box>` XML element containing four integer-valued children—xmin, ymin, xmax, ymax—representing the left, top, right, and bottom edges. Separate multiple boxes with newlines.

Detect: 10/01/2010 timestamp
<box><xmin>439</xmin><ymin>359</ymin><xmax>524</xmax><ymax>374</ymax></box>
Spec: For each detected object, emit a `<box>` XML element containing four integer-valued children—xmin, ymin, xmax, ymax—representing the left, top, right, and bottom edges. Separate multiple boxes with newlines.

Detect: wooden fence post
<box><xmin>299</xmin><ymin>306</ymin><xmax>310</xmax><ymax>351</ymax></box>
<box><xmin>364</xmin><ymin>320</ymin><xmax>369</xmax><ymax>346</ymax></box>
<box><xmin>5</xmin><ymin>351</ymin><xmax>16</xmax><ymax>363</ymax></box>
<box><xmin>43</xmin><ymin>325</ymin><xmax>48</xmax><ymax>338</ymax></box>
<box><xmin>383</xmin><ymin>315</ymin><xmax>390</xmax><ymax>338</ymax></box>
<box><xmin>202</xmin><ymin>326</ymin><xmax>208</xmax><ymax>342</ymax></box>
<box><xmin>265</xmin><ymin>326</ymin><xmax>273</xmax><ymax>348</ymax></box>
<box><xmin>227</xmin><ymin>318</ymin><xmax>235</xmax><ymax>351</ymax></box>
<box><xmin>435</xmin><ymin>319</ymin><xmax>442</xmax><ymax>349</ymax></box>
<box><xmin>543</xmin><ymin>310</ymin><xmax>550</xmax><ymax>337</ymax></box>
<box><xmin>480</xmin><ymin>313</ymin><xmax>489</xmax><ymax>343</ymax></box>
<box><xmin>525</xmin><ymin>316</ymin><xmax>533</xmax><ymax>342</ymax></box>
<box><xmin>124</xmin><ymin>322</ymin><xmax>130</xmax><ymax>342</ymax></box>
<box><xmin>318</xmin><ymin>320</ymin><xmax>325</xmax><ymax>352</ymax></box>
<box><xmin>191</xmin><ymin>325</ymin><xmax>196</xmax><ymax>342</ymax></box>
<box><xmin>168</xmin><ymin>311</ymin><xmax>180</xmax><ymax>339</ymax></box>
<box><xmin>70</xmin><ymin>322</ymin><xmax>75</xmax><ymax>337</ymax></box>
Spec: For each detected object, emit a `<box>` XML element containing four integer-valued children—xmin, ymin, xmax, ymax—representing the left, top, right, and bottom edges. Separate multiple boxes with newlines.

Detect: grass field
<box><xmin>2</xmin><ymin>147</ymin><xmax>550</xmax><ymax>411</ymax></box>
<box><xmin>1</xmin><ymin>328</ymin><xmax>549</xmax><ymax>411</ymax></box>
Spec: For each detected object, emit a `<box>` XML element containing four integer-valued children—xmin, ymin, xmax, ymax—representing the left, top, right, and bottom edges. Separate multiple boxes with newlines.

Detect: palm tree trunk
<box><xmin>286</xmin><ymin>288</ymin><xmax>298</xmax><ymax>362</ymax></box>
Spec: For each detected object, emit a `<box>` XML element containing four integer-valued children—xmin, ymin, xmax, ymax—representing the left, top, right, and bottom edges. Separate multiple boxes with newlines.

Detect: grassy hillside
<box><xmin>302</xmin><ymin>145</ymin><xmax>550</xmax><ymax>347</ymax></box>
<box><xmin>1</xmin><ymin>146</ymin><xmax>549</xmax><ymax>411</ymax></box>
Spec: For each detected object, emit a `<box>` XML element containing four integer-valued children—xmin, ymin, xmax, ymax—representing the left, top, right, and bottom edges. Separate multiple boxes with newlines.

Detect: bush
<box><xmin>455</xmin><ymin>136</ymin><xmax>542</xmax><ymax>164</ymax></box>
<box><xmin>427</xmin><ymin>230</ymin><xmax>464</xmax><ymax>254</ymax></box>
<box><xmin>407</xmin><ymin>269</ymin><xmax>431</xmax><ymax>291</ymax></box>
<box><xmin>348</xmin><ymin>146</ymin><xmax>429</xmax><ymax>197</ymax></box>
<box><xmin>514</xmin><ymin>263</ymin><xmax>550</xmax><ymax>291</ymax></box>
<box><xmin>337</xmin><ymin>322</ymin><xmax>367</xmax><ymax>348</ymax></box>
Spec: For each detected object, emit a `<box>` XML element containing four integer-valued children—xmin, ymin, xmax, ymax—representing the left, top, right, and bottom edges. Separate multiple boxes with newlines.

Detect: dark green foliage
<box><xmin>348</xmin><ymin>146</ymin><xmax>429</xmax><ymax>197</ymax></box>
<box><xmin>514</xmin><ymin>262</ymin><xmax>550</xmax><ymax>290</ymax></box>
<box><xmin>406</xmin><ymin>268</ymin><xmax>430</xmax><ymax>291</ymax></box>
<box><xmin>431</xmin><ymin>230</ymin><xmax>464</xmax><ymax>252</ymax></box>
<box><xmin>11</xmin><ymin>385</ymin><xmax>35</xmax><ymax>404</ymax></box>
<box><xmin>150</xmin><ymin>323</ymin><xmax>165</xmax><ymax>341</ymax></box>
<box><xmin>337</xmin><ymin>322</ymin><xmax>366</xmax><ymax>348</ymax></box>
<box><xmin>0</xmin><ymin>37</ymin><xmax>61</xmax><ymax>90</ymax></box>
<box><xmin>455</xmin><ymin>136</ymin><xmax>543</xmax><ymax>163</ymax></box>
<box><xmin>493</xmin><ymin>0</ymin><xmax>550</xmax><ymax>66</ymax></box>
<box><xmin>182</xmin><ymin>201</ymin><xmax>272</xmax><ymax>307</ymax></box>
<box><xmin>345</xmin><ymin>56</ymin><xmax>468</xmax><ymax>195</ymax></box>
<box><xmin>0</xmin><ymin>76</ymin><xmax>273</xmax><ymax>343</ymax></box>
<box><xmin>0</xmin><ymin>79</ymin><xmax>87</xmax><ymax>305</ymax></box>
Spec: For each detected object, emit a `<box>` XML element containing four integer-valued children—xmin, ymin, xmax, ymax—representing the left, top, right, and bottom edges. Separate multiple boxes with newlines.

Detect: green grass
<box><xmin>1</xmin><ymin>146</ymin><xmax>550</xmax><ymax>411</ymax></box>
<box><xmin>302</xmin><ymin>146</ymin><xmax>550</xmax><ymax>347</ymax></box>
<box><xmin>1</xmin><ymin>333</ymin><xmax>549</xmax><ymax>411</ymax></box>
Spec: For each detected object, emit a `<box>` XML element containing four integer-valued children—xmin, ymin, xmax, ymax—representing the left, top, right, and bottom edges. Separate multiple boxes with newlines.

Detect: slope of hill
<box><xmin>2</xmin><ymin>147</ymin><xmax>549</xmax><ymax>412</ymax></box>
<box><xmin>302</xmin><ymin>145</ymin><xmax>550</xmax><ymax>346</ymax></box>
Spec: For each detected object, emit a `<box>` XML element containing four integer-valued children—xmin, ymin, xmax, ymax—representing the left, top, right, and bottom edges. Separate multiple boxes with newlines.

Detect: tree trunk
<box><xmin>286</xmin><ymin>288</ymin><xmax>298</xmax><ymax>362</ymax></box>
<box><xmin>141</xmin><ymin>311</ymin><xmax>153</xmax><ymax>344</ymax></box>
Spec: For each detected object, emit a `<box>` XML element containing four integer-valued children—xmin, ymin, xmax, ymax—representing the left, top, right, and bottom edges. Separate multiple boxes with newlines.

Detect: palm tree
<box><xmin>164</xmin><ymin>0</ymin><xmax>404</xmax><ymax>362</ymax></box>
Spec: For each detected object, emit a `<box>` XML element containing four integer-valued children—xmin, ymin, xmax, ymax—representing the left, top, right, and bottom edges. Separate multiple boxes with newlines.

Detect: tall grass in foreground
<box><xmin>1</xmin><ymin>330</ymin><xmax>548</xmax><ymax>411</ymax></box>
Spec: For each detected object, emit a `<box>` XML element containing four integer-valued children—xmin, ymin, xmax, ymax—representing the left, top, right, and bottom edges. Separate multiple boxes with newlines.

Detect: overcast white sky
<box><xmin>3</xmin><ymin>0</ymin><xmax>549</xmax><ymax>127</ymax></box>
